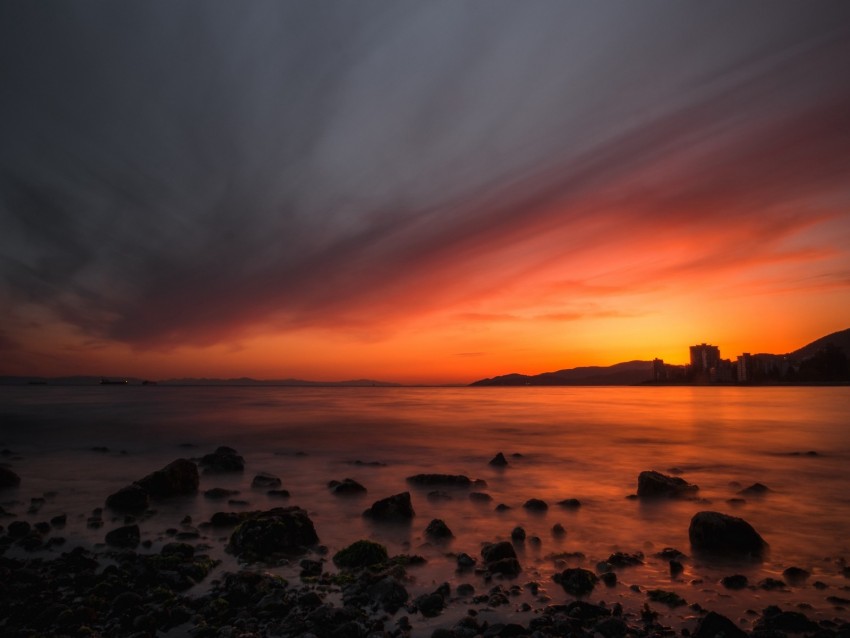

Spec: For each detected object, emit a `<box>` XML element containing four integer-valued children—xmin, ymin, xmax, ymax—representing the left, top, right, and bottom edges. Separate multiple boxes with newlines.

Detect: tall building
<box><xmin>652</xmin><ymin>358</ymin><xmax>667</xmax><ymax>382</ymax></box>
<box><xmin>690</xmin><ymin>343</ymin><xmax>720</xmax><ymax>373</ymax></box>
<box><xmin>737</xmin><ymin>353</ymin><xmax>753</xmax><ymax>383</ymax></box>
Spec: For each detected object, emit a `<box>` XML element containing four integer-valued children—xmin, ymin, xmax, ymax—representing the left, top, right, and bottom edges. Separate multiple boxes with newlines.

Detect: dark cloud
<box><xmin>1</xmin><ymin>2</ymin><xmax>849</xmax><ymax>351</ymax></box>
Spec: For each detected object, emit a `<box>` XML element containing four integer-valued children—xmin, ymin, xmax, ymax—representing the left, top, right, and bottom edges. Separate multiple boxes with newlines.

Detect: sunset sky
<box><xmin>1</xmin><ymin>2</ymin><xmax>849</xmax><ymax>384</ymax></box>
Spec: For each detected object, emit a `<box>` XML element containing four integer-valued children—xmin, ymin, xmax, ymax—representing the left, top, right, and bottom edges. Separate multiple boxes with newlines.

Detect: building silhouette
<box><xmin>689</xmin><ymin>343</ymin><xmax>720</xmax><ymax>374</ymax></box>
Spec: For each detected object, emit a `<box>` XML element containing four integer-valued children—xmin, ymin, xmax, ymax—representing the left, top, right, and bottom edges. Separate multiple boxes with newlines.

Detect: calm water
<box><xmin>1</xmin><ymin>386</ymin><xmax>849</xmax><ymax>633</ymax></box>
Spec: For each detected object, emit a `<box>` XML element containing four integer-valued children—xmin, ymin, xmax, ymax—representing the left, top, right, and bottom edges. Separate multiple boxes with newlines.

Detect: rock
<box><xmin>328</xmin><ymin>478</ymin><xmax>367</xmax><ymax>495</ymax></box>
<box><xmin>523</xmin><ymin>498</ymin><xmax>548</xmax><ymax>511</ymax></box>
<box><xmin>251</xmin><ymin>472</ymin><xmax>281</xmax><ymax>488</ymax></box>
<box><xmin>606</xmin><ymin>552</ymin><xmax>644</xmax><ymax>567</ymax></box>
<box><xmin>427</xmin><ymin>490</ymin><xmax>452</xmax><ymax>502</ymax></box>
<box><xmin>0</xmin><ymin>466</ymin><xmax>21</xmax><ymax>488</ymax></box>
<box><xmin>782</xmin><ymin>566</ymin><xmax>810</xmax><ymax>584</ymax></box>
<box><xmin>199</xmin><ymin>446</ymin><xmax>245</xmax><ymax>473</ymax></box>
<box><xmin>425</xmin><ymin>518</ymin><xmax>454</xmax><ymax>540</ymax></box>
<box><xmin>50</xmin><ymin>513</ymin><xmax>67</xmax><ymax>527</ymax></box>
<box><xmin>105</xmin><ymin>484</ymin><xmax>150</xmax><ymax>512</ymax></box>
<box><xmin>738</xmin><ymin>482</ymin><xmax>770</xmax><ymax>496</ymax></box>
<box><xmin>637</xmin><ymin>470</ymin><xmax>698</xmax><ymax>498</ymax></box>
<box><xmin>457</xmin><ymin>552</ymin><xmax>476</xmax><ymax>568</ymax></box>
<box><xmin>204</xmin><ymin>487</ymin><xmax>240</xmax><ymax>499</ymax></box>
<box><xmin>669</xmin><ymin>559</ymin><xmax>684</xmax><ymax>577</ymax></box>
<box><xmin>414</xmin><ymin>592</ymin><xmax>445</xmax><ymax>617</ymax></box>
<box><xmin>694</xmin><ymin>611</ymin><xmax>748</xmax><ymax>638</ymax></box>
<box><xmin>601</xmin><ymin>571</ymin><xmax>617</xmax><ymax>587</ymax></box>
<box><xmin>267</xmin><ymin>489</ymin><xmax>290</xmax><ymax>498</ymax></box>
<box><xmin>558</xmin><ymin>498</ymin><xmax>581</xmax><ymax>509</ymax></box>
<box><xmin>511</xmin><ymin>526</ymin><xmax>526</xmax><ymax>542</ymax></box>
<box><xmin>555</xmin><ymin>567</ymin><xmax>598</xmax><ymax>597</ymax></box>
<box><xmin>407</xmin><ymin>474</ymin><xmax>483</xmax><ymax>488</ymax></box>
<box><xmin>363</xmin><ymin>492</ymin><xmax>415</xmax><ymax>521</ymax></box>
<box><xmin>481</xmin><ymin>541</ymin><xmax>521</xmax><ymax>577</ymax></box>
<box><xmin>552</xmin><ymin>523</ymin><xmax>566</xmax><ymax>537</ymax></box>
<box><xmin>333</xmin><ymin>539</ymin><xmax>388</xmax><ymax>568</ymax></box>
<box><xmin>758</xmin><ymin>577</ymin><xmax>786</xmax><ymax>590</ymax></box>
<box><xmin>647</xmin><ymin>589</ymin><xmax>687</xmax><ymax>606</ymax></box>
<box><xmin>135</xmin><ymin>458</ymin><xmax>199</xmax><ymax>497</ymax></box>
<box><xmin>469</xmin><ymin>491</ymin><xmax>493</xmax><ymax>502</ymax></box>
<box><xmin>105</xmin><ymin>524</ymin><xmax>140</xmax><ymax>548</ymax></box>
<box><xmin>689</xmin><ymin>511</ymin><xmax>767</xmax><ymax>556</ymax></box>
<box><xmin>8</xmin><ymin>520</ymin><xmax>31</xmax><ymax>538</ymax></box>
<box><xmin>756</xmin><ymin>606</ymin><xmax>818</xmax><ymax>633</ymax></box>
<box><xmin>368</xmin><ymin>576</ymin><xmax>409</xmax><ymax>613</ymax></box>
<box><xmin>721</xmin><ymin>574</ymin><xmax>749</xmax><ymax>589</ymax></box>
<box><xmin>227</xmin><ymin>506</ymin><xmax>318</xmax><ymax>559</ymax></box>
<box><xmin>489</xmin><ymin>452</ymin><xmax>509</xmax><ymax>467</ymax></box>
<box><xmin>595</xmin><ymin>617</ymin><xmax>628</xmax><ymax>638</ymax></box>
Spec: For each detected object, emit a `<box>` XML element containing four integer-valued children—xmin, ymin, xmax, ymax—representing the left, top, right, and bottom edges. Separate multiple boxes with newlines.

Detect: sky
<box><xmin>1</xmin><ymin>2</ymin><xmax>850</xmax><ymax>384</ymax></box>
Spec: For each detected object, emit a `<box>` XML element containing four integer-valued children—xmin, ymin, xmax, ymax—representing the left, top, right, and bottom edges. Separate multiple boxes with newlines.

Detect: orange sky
<box><xmin>2</xmin><ymin>4</ymin><xmax>850</xmax><ymax>384</ymax></box>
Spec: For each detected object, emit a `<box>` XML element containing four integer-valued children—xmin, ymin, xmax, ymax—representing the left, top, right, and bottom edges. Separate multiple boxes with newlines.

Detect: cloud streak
<box><xmin>1</xmin><ymin>2</ymin><xmax>849</xmax><ymax>376</ymax></box>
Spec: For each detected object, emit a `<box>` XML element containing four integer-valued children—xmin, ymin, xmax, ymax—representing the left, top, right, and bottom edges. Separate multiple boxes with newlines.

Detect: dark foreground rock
<box><xmin>554</xmin><ymin>567</ymin><xmax>598</xmax><ymax>597</ymax></box>
<box><xmin>0</xmin><ymin>466</ymin><xmax>21</xmax><ymax>488</ymax></box>
<box><xmin>637</xmin><ymin>470</ymin><xmax>699</xmax><ymax>498</ymax></box>
<box><xmin>363</xmin><ymin>491</ymin><xmax>415</xmax><ymax>521</ymax></box>
<box><xmin>104</xmin><ymin>524</ymin><xmax>140</xmax><ymax>548</ymax></box>
<box><xmin>694</xmin><ymin>611</ymin><xmax>748</xmax><ymax>638</ymax></box>
<box><xmin>228</xmin><ymin>507</ymin><xmax>318</xmax><ymax>560</ymax></box>
<box><xmin>689</xmin><ymin>511</ymin><xmax>767</xmax><ymax>556</ymax></box>
<box><xmin>333</xmin><ymin>539</ymin><xmax>388</xmax><ymax>569</ymax></box>
<box><xmin>136</xmin><ymin>458</ymin><xmax>199</xmax><ymax>497</ymax></box>
<box><xmin>251</xmin><ymin>472</ymin><xmax>281</xmax><ymax>488</ymax></box>
<box><xmin>481</xmin><ymin>541</ymin><xmax>521</xmax><ymax>577</ymax></box>
<box><xmin>489</xmin><ymin>452</ymin><xmax>509</xmax><ymax>466</ymax></box>
<box><xmin>105</xmin><ymin>484</ymin><xmax>149</xmax><ymax>512</ymax></box>
<box><xmin>424</xmin><ymin>518</ymin><xmax>453</xmax><ymax>540</ymax></box>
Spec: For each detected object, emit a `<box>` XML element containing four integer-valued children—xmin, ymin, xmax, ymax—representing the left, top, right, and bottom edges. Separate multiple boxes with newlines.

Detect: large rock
<box><xmin>333</xmin><ymin>539</ymin><xmax>388</xmax><ymax>568</ymax></box>
<box><xmin>136</xmin><ymin>458</ymin><xmax>199</xmax><ymax>497</ymax></box>
<box><xmin>694</xmin><ymin>612</ymin><xmax>747</xmax><ymax>638</ymax></box>
<box><xmin>363</xmin><ymin>492</ymin><xmax>415</xmax><ymax>521</ymax></box>
<box><xmin>689</xmin><ymin>511</ymin><xmax>767</xmax><ymax>556</ymax></box>
<box><xmin>637</xmin><ymin>471</ymin><xmax>698</xmax><ymax>498</ymax></box>
<box><xmin>200</xmin><ymin>446</ymin><xmax>245</xmax><ymax>473</ymax></box>
<box><xmin>368</xmin><ymin>576</ymin><xmax>409</xmax><ymax>613</ymax></box>
<box><xmin>424</xmin><ymin>518</ymin><xmax>453</xmax><ymax>540</ymax></box>
<box><xmin>0</xmin><ymin>466</ymin><xmax>21</xmax><ymax>488</ymax></box>
<box><xmin>328</xmin><ymin>478</ymin><xmax>367</xmax><ymax>496</ymax></box>
<box><xmin>481</xmin><ymin>541</ymin><xmax>521</xmax><ymax>577</ymax></box>
<box><xmin>105</xmin><ymin>484</ymin><xmax>150</xmax><ymax>512</ymax></box>
<box><xmin>228</xmin><ymin>507</ymin><xmax>318</xmax><ymax>559</ymax></box>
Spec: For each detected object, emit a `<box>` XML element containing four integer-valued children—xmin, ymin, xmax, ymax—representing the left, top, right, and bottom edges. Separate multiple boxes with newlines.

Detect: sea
<box><xmin>1</xmin><ymin>385</ymin><xmax>849</xmax><ymax>634</ymax></box>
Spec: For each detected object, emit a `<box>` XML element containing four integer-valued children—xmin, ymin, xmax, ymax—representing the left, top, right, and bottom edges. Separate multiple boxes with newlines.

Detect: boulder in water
<box><xmin>105</xmin><ymin>485</ymin><xmax>150</xmax><ymax>512</ymax></box>
<box><xmin>363</xmin><ymin>492</ymin><xmax>415</xmax><ymax>521</ymax></box>
<box><xmin>489</xmin><ymin>452</ymin><xmax>509</xmax><ymax>467</ymax></box>
<box><xmin>0</xmin><ymin>466</ymin><xmax>21</xmax><ymax>488</ymax></box>
<box><xmin>105</xmin><ymin>524</ymin><xmax>140</xmax><ymax>548</ymax></box>
<box><xmin>199</xmin><ymin>446</ymin><xmax>245</xmax><ymax>473</ymax></box>
<box><xmin>689</xmin><ymin>511</ymin><xmax>767</xmax><ymax>556</ymax></box>
<box><xmin>135</xmin><ymin>458</ymin><xmax>199</xmax><ymax>497</ymax></box>
<box><xmin>227</xmin><ymin>506</ymin><xmax>318</xmax><ymax>560</ymax></box>
<box><xmin>328</xmin><ymin>478</ymin><xmax>367</xmax><ymax>496</ymax></box>
<box><xmin>554</xmin><ymin>567</ymin><xmax>598</xmax><ymax>597</ymax></box>
<box><xmin>637</xmin><ymin>471</ymin><xmax>698</xmax><ymax>498</ymax></box>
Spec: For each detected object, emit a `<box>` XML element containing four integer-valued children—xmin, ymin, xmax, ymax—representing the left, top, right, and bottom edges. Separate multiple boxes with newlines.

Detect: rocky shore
<box><xmin>1</xmin><ymin>450</ymin><xmax>849</xmax><ymax>638</ymax></box>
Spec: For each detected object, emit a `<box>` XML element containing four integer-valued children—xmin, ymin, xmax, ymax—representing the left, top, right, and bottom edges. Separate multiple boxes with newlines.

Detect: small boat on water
<box><xmin>100</xmin><ymin>378</ymin><xmax>128</xmax><ymax>385</ymax></box>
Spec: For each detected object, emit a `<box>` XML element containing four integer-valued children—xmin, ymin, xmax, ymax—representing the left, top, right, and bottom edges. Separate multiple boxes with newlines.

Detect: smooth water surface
<box><xmin>1</xmin><ymin>386</ymin><xmax>849</xmax><ymax>633</ymax></box>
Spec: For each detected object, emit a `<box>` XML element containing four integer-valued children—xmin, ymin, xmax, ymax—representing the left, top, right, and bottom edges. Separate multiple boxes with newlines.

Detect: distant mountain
<box><xmin>788</xmin><ymin>328</ymin><xmax>850</xmax><ymax>362</ymax></box>
<box><xmin>470</xmin><ymin>360</ymin><xmax>654</xmax><ymax>386</ymax></box>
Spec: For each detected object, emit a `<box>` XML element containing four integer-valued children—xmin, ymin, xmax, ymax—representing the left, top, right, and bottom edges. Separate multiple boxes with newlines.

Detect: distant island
<box><xmin>0</xmin><ymin>376</ymin><xmax>401</xmax><ymax>387</ymax></box>
<box><xmin>470</xmin><ymin>328</ymin><xmax>850</xmax><ymax>386</ymax></box>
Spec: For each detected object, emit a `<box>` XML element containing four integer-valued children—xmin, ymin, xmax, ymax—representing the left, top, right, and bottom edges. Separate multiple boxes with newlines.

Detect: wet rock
<box><xmin>227</xmin><ymin>506</ymin><xmax>318</xmax><ymax>559</ymax></box>
<box><xmin>738</xmin><ymin>482</ymin><xmax>770</xmax><ymax>496</ymax></box>
<box><xmin>333</xmin><ymin>539</ymin><xmax>388</xmax><ymax>568</ymax></box>
<box><xmin>368</xmin><ymin>575</ymin><xmax>409</xmax><ymax>613</ymax></box>
<box><xmin>511</xmin><ymin>526</ymin><xmax>526</xmax><ymax>542</ymax></box>
<box><xmin>489</xmin><ymin>452</ymin><xmax>509</xmax><ymax>467</ymax></box>
<box><xmin>637</xmin><ymin>470</ymin><xmax>699</xmax><ymax>498</ymax></box>
<box><xmin>105</xmin><ymin>524</ymin><xmax>140</xmax><ymax>548</ymax></box>
<box><xmin>106</xmin><ymin>484</ymin><xmax>150</xmax><ymax>512</ymax></box>
<box><xmin>328</xmin><ymin>478</ymin><xmax>367</xmax><ymax>495</ymax></box>
<box><xmin>210</xmin><ymin>511</ymin><xmax>243</xmax><ymax>526</ymax></box>
<box><xmin>756</xmin><ymin>606</ymin><xmax>818</xmax><ymax>633</ymax></box>
<box><xmin>204</xmin><ymin>487</ymin><xmax>240</xmax><ymax>499</ymax></box>
<box><xmin>0</xmin><ymin>466</ymin><xmax>21</xmax><ymax>488</ymax></box>
<box><xmin>670</xmin><ymin>559</ymin><xmax>684</xmax><ymax>577</ymax></box>
<box><xmin>523</xmin><ymin>498</ymin><xmax>548</xmax><ymax>511</ymax></box>
<box><xmin>554</xmin><ymin>567</ymin><xmax>598</xmax><ymax>597</ymax></box>
<box><xmin>363</xmin><ymin>491</ymin><xmax>415</xmax><ymax>521</ymax></box>
<box><xmin>199</xmin><ymin>446</ymin><xmax>245</xmax><ymax>473</ymax></box>
<box><xmin>425</xmin><ymin>518</ymin><xmax>453</xmax><ymax>540</ymax></box>
<box><xmin>8</xmin><ymin>520</ymin><xmax>31</xmax><ymax>538</ymax></box>
<box><xmin>647</xmin><ymin>589</ymin><xmax>687</xmax><ymax>607</ymax></box>
<box><xmin>656</xmin><ymin>547</ymin><xmax>687</xmax><ymax>560</ymax></box>
<box><xmin>457</xmin><ymin>552</ymin><xmax>476</xmax><ymax>569</ymax></box>
<box><xmin>758</xmin><ymin>577</ymin><xmax>786</xmax><ymax>590</ymax></box>
<box><xmin>782</xmin><ymin>566</ymin><xmax>810</xmax><ymax>584</ymax></box>
<box><xmin>136</xmin><ymin>458</ymin><xmax>199</xmax><ymax>497</ymax></box>
<box><xmin>469</xmin><ymin>491</ymin><xmax>493</xmax><ymax>502</ymax></box>
<box><xmin>552</xmin><ymin>523</ymin><xmax>566</xmax><ymax>537</ymax></box>
<box><xmin>595</xmin><ymin>616</ymin><xmax>628</xmax><ymax>638</ymax></box>
<box><xmin>50</xmin><ymin>513</ymin><xmax>67</xmax><ymax>527</ymax></box>
<box><xmin>694</xmin><ymin>611</ymin><xmax>748</xmax><ymax>638</ymax></box>
<box><xmin>689</xmin><ymin>511</ymin><xmax>767</xmax><ymax>556</ymax></box>
<box><xmin>414</xmin><ymin>592</ymin><xmax>445</xmax><ymax>617</ymax></box>
<box><xmin>721</xmin><ymin>574</ymin><xmax>749</xmax><ymax>589</ymax></box>
<box><xmin>427</xmin><ymin>490</ymin><xmax>452</xmax><ymax>502</ymax></box>
<box><xmin>494</xmin><ymin>503</ymin><xmax>511</xmax><ymax>511</ymax></box>
<box><xmin>407</xmin><ymin>474</ymin><xmax>483</xmax><ymax>488</ymax></box>
<box><xmin>606</xmin><ymin>551</ymin><xmax>644</xmax><ymax>567</ymax></box>
<box><xmin>267</xmin><ymin>489</ymin><xmax>290</xmax><ymax>498</ymax></box>
<box><xmin>558</xmin><ymin>498</ymin><xmax>581</xmax><ymax>509</ymax></box>
<box><xmin>601</xmin><ymin>571</ymin><xmax>617</xmax><ymax>587</ymax></box>
<box><xmin>251</xmin><ymin>472</ymin><xmax>281</xmax><ymax>488</ymax></box>
<box><xmin>481</xmin><ymin>541</ymin><xmax>522</xmax><ymax>577</ymax></box>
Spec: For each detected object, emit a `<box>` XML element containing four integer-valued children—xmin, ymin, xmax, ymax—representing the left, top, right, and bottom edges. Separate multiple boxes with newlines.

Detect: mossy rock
<box><xmin>333</xmin><ymin>539</ymin><xmax>389</xmax><ymax>569</ymax></box>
